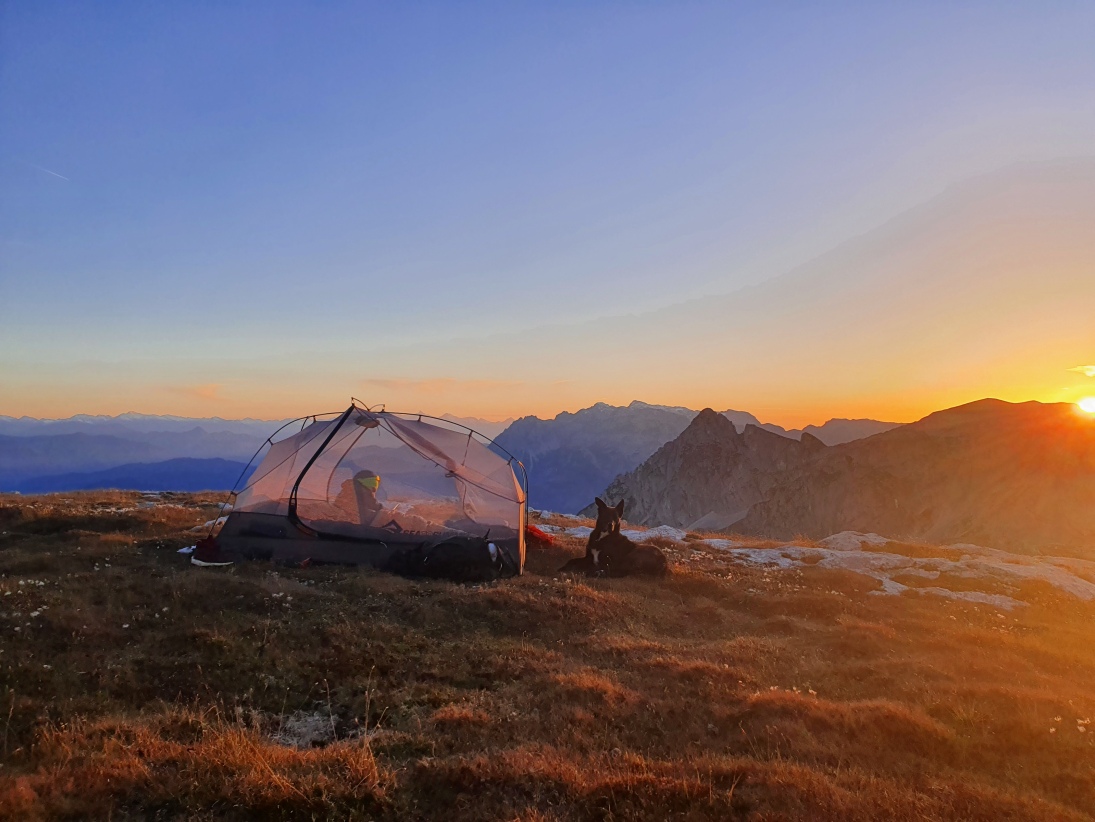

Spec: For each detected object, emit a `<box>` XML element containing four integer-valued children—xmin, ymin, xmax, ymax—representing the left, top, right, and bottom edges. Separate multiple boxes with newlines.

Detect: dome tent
<box><xmin>207</xmin><ymin>403</ymin><xmax>527</xmax><ymax>579</ymax></box>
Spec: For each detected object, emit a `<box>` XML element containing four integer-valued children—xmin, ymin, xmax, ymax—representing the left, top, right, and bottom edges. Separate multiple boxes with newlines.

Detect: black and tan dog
<box><xmin>560</xmin><ymin>497</ymin><xmax>667</xmax><ymax>577</ymax></box>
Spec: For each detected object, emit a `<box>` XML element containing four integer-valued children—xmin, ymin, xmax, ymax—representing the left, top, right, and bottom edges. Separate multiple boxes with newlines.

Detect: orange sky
<box><xmin>4</xmin><ymin>364</ymin><xmax>1094</xmax><ymax>430</ymax></box>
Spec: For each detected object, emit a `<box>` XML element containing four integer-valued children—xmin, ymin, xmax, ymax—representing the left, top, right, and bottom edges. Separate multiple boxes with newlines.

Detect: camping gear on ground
<box><xmin>382</xmin><ymin>537</ymin><xmax>507</xmax><ymax>582</ymax></box>
<box><xmin>203</xmin><ymin>403</ymin><xmax>527</xmax><ymax>578</ymax></box>
<box><xmin>525</xmin><ymin>524</ymin><xmax>556</xmax><ymax>547</ymax></box>
<box><xmin>192</xmin><ymin>535</ymin><xmax>232</xmax><ymax>567</ymax></box>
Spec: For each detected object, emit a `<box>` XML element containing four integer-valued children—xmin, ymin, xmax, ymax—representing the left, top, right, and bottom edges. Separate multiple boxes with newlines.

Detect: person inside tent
<box><xmin>334</xmin><ymin>470</ymin><xmax>384</xmax><ymax>525</ymax></box>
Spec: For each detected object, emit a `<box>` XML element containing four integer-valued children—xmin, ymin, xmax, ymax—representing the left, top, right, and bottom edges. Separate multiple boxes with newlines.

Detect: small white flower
<box><xmin>1050</xmin><ymin>727</ymin><xmax>1056</xmax><ymax>734</ymax></box>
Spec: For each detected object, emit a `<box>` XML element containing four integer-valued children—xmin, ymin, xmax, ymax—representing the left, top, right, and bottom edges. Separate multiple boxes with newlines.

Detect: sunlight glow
<box><xmin>1078</xmin><ymin>397</ymin><xmax>1095</xmax><ymax>414</ymax></box>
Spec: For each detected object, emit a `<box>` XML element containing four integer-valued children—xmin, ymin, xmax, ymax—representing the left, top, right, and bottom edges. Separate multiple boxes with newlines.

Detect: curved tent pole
<box><xmin>286</xmin><ymin>405</ymin><xmax>356</xmax><ymax>534</ymax></box>
<box><xmin>348</xmin><ymin>401</ymin><xmax>530</xmax><ymax>500</ymax></box>
<box><xmin>364</xmin><ymin>412</ymin><xmax>519</xmax><ymax>503</ymax></box>
<box><xmin>206</xmin><ymin>414</ymin><xmax>327</xmax><ymax>539</ymax></box>
<box><xmin>206</xmin><ymin>410</ymin><xmax>349</xmax><ymax>539</ymax></box>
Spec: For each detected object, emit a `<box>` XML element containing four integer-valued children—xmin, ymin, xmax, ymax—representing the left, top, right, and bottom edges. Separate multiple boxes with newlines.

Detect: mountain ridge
<box><xmin>583</xmin><ymin>409</ymin><xmax>827</xmax><ymax>528</ymax></box>
<box><xmin>498</xmin><ymin>400</ymin><xmax>898</xmax><ymax>512</ymax></box>
<box><xmin>595</xmin><ymin>398</ymin><xmax>1095</xmax><ymax>554</ymax></box>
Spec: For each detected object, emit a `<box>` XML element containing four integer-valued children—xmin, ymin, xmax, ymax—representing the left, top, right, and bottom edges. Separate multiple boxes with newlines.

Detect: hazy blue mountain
<box><xmin>0</xmin><ymin>413</ymin><xmax>288</xmax><ymax>438</ymax></box>
<box><xmin>0</xmin><ymin>428</ymin><xmax>268</xmax><ymax>490</ymax></box>
<box><xmin>15</xmin><ymin>458</ymin><xmax>255</xmax><ymax>494</ymax></box>
<box><xmin>439</xmin><ymin>414</ymin><xmax>514</xmax><ymax>441</ymax></box>
<box><xmin>800</xmin><ymin>418</ymin><xmax>901</xmax><ymax>446</ymax></box>
<box><xmin>495</xmin><ymin>401</ymin><xmax>696</xmax><ymax>513</ymax></box>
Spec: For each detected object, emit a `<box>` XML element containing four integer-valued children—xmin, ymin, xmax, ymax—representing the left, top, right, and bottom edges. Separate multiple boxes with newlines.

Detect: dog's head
<box><xmin>591</xmin><ymin>497</ymin><xmax>624</xmax><ymax>549</ymax></box>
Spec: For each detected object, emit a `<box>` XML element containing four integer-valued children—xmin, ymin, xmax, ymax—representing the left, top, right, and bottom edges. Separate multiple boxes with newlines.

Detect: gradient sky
<box><xmin>2</xmin><ymin>2</ymin><xmax>1095</xmax><ymax>425</ymax></box>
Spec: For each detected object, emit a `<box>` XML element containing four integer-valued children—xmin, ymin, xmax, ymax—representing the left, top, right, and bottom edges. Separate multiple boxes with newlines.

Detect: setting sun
<box><xmin>1079</xmin><ymin>397</ymin><xmax>1095</xmax><ymax>414</ymax></box>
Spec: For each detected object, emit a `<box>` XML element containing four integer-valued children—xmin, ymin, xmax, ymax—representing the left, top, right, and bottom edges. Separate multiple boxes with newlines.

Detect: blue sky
<box><xmin>2</xmin><ymin>2</ymin><xmax>1095</xmax><ymax>421</ymax></box>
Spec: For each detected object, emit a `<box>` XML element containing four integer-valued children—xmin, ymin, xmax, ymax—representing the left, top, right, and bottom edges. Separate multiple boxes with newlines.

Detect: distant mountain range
<box><xmin>16</xmin><ymin>458</ymin><xmax>255</xmax><ymax>494</ymax></box>
<box><xmin>0</xmin><ymin>412</ymin><xmax>288</xmax><ymax>438</ymax></box>
<box><xmin>495</xmin><ymin>400</ymin><xmax>897</xmax><ymax>513</ymax></box>
<box><xmin>0</xmin><ymin>414</ymin><xmax>279</xmax><ymax>493</ymax></box>
<box><xmin>0</xmin><ymin>429</ymin><xmax>268</xmax><ymax>490</ymax></box>
<box><xmin>0</xmin><ymin>406</ymin><xmax>893</xmax><ymax>499</ymax></box>
<box><xmin>597</xmin><ymin>399</ymin><xmax>1095</xmax><ymax>554</ymax></box>
<box><xmin>440</xmin><ymin>414</ymin><xmax>514</xmax><ymax>441</ymax></box>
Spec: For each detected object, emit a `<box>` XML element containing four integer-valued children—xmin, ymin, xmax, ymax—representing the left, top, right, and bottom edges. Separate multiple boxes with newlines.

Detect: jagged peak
<box><xmin>678</xmin><ymin>407</ymin><xmax>741</xmax><ymax>441</ymax></box>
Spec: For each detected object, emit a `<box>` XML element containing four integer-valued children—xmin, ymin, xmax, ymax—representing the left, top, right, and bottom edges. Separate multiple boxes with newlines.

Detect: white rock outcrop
<box><xmin>728</xmin><ymin>534</ymin><xmax>1095</xmax><ymax>609</ymax></box>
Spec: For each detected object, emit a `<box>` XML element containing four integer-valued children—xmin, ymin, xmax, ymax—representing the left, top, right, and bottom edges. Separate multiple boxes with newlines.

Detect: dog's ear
<box><xmin>615</xmin><ymin>500</ymin><xmax>625</xmax><ymax>516</ymax></box>
<box><xmin>595</xmin><ymin>497</ymin><xmax>607</xmax><ymax>511</ymax></box>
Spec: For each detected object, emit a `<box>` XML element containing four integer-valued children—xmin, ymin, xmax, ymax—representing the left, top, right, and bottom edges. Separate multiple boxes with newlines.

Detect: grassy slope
<box><xmin>0</xmin><ymin>493</ymin><xmax>1093</xmax><ymax>820</ymax></box>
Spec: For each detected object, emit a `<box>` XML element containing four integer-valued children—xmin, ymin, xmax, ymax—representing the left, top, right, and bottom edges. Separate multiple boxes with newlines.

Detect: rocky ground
<box><xmin>1</xmin><ymin>492</ymin><xmax>1094</xmax><ymax>820</ymax></box>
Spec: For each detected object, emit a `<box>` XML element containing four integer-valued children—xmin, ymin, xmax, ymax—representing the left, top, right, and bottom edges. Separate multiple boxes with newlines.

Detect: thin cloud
<box><xmin>1069</xmin><ymin>365</ymin><xmax>1095</xmax><ymax>377</ymax></box>
<box><xmin>28</xmin><ymin>162</ymin><xmax>70</xmax><ymax>181</ymax></box>
<box><xmin>167</xmin><ymin>383</ymin><xmax>223</xmax><ymax>401</ymax></box>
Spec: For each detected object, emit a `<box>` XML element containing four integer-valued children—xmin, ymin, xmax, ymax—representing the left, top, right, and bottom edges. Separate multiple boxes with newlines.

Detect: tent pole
<box><xmin>287</xmin><ymin>405</ymin><xmax>355</xmax><ymax>531</ymax></box>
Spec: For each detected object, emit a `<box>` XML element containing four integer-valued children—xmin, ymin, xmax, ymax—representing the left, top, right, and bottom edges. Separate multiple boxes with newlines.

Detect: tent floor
<box><xmin>216</xmin><ymin>511</ymin><xmax>522</xmax><ymax>577</ymax></box>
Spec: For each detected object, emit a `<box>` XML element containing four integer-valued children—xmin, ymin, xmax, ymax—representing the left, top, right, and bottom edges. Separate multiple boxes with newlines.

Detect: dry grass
<box><xmin>1</xmin><ymin>491</ymin><xmax>1094</xmax><ymax>820</ymax></box>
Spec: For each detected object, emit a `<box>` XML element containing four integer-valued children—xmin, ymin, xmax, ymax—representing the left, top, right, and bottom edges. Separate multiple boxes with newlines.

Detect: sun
<box><xmin>1079</xmin><ymin>397</ymin><xmax>1095</xmax><ymax>414</ymax></box>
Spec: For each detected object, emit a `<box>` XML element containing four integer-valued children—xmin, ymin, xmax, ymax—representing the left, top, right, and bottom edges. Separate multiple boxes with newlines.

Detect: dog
<box><xmin>559</xmin><ymin>497</ymin><xmax>667</xmax><ymax>577</ymax></box>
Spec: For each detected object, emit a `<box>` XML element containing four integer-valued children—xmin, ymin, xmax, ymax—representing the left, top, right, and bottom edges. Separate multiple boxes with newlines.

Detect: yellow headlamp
<box><xmin>356</xmin><ymin>474</ymin><xmax>380</xmax><ymax>492</ymax></box>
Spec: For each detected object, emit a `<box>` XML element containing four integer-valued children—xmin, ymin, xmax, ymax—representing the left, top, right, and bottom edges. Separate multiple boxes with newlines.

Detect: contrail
<box><xmin>29</xmin><ymin>163</ymin><xmax>70</xmax><ymax>181</ymax></box>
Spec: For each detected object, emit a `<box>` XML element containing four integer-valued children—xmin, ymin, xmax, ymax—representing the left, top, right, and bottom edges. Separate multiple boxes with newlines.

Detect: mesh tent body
<box><xmin>214</xmin><ymin>405</ymin><xmax>526</xmax><ymax>573</ymax></box>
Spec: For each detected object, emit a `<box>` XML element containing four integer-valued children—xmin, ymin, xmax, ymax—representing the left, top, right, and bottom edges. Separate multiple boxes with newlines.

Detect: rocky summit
<box><xmin>587</xmin><ymin>408</ymin><xmax>825</xmax><ymax>529</ymax></box>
